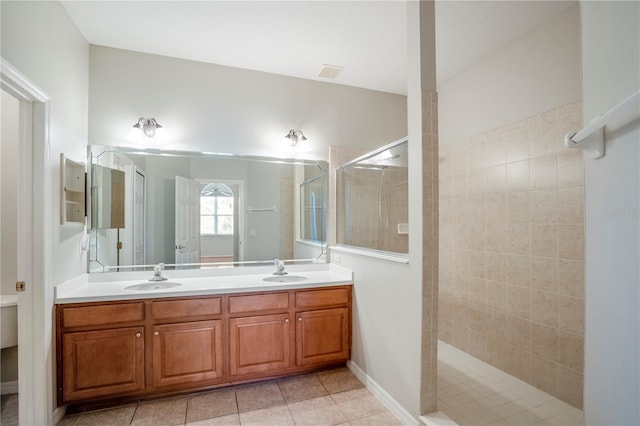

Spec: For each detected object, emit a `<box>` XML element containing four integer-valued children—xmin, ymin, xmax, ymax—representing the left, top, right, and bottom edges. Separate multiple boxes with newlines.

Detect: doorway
<box><xmin>1</xmin><ymin>59</ymin><xmax>53</xmax><ymax>425</ymax></box>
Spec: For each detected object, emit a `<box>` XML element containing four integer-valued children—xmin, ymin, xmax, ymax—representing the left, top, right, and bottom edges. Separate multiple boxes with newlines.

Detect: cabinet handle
<box><xmin>284</xmin><ymin>318</ymin><xmax>289</xmax><ymax>323</ymax></box>
<box><xmin>154</xmin><ymin>331</ymin><xmax>159</xmax><ymax>336</ymax></box>
<box><xmin>298</xmin><ymin>317</ymin><xmax>302</xmax><ymax>322</ymax></box>
<box><xmin>135</xmin><ymin>332</ymin><xmax>141</xmax><ymax>338</ymax></box>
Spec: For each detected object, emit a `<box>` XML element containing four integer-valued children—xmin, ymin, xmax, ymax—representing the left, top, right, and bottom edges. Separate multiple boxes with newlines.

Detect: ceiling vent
<box><xmin>318</xmin><ymin>64</ymin><xmax>344</xmax><ymax>79</ymax></box>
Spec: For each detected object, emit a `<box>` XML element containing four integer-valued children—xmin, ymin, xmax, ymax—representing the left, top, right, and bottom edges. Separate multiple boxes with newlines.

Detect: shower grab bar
<box><xmin>564</xmin><ymin>90</ymin><xmax>639</xmax><ymax>159</ymax></box>
<box><xmin>246</xmin><ymin>206</ymin><xmax>276</xmax><ymax>213</ymax></box>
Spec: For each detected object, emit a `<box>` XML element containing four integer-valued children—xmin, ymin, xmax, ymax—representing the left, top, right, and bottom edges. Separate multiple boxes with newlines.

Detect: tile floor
<box><xmin>56</xmin><ymin>367</ymin><xmax>402</xmax><ymax>426</ymax></box>
<box><xmin>1</xmin><ymin>393</ymin><xmax>18</xmax><ymax>426</ymax></box>
<box><xmin>437</xmin><ymin>341</ymin><xmax>584</xmax><ymax>426</ymax></box>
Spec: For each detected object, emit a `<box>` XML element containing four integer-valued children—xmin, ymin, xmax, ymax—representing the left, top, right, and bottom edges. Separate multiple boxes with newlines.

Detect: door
<box><xmin>229</xmin><ymin>314</ymin><xmax>291</xmax><ymax>377</ymax></box>
<box><xmin>133</xmin><ymin>169</ymin><xmax>145</xmax><ymax>265</ymax></box>
<box><xmin>175</xmin><ymin>176</ymin><xmax>200</xmax><ymax>264</ymax></box>
<box><xmin>296</xmin><ymin>308</ymin><xmax>350</xmax><ymax>366</ymax></box>
<box><xmin>62</xmin><ymin>327</ymin><xmax>145</xmax><ymax>401</ymax></box>
<box><xmin>152</xmin><ymin>320</ymin><xmax>223</xmax><ymax>387</ymax></box>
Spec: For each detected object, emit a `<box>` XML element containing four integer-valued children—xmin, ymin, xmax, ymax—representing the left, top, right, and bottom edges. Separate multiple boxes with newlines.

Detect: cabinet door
<box><xmin>229</xmin><ymin>314</ymin><xmax>290</xmax><ymax>377</ymax></box>
<box><xmin>296</xmin><ymin>308</ymin><xmax>349</xmax><ymax>366</ymax></box>
<box><xmin>152</xmin><ymin>320</ymin><xmax>223</xmax><ymax>388</ymax></box>
<box><xmin>63</xmin><ymin>327</ymin><xmax>144</xmax><ymax>401</ymax></box>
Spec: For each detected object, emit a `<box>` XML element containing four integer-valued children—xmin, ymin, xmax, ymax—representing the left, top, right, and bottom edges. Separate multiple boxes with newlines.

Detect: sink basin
<box><xmin>124</xmin><ymin>282</ymin><xmax>182</xmax><ymax>291</ymax></box>
<box><xmin>262</xmin><ymin>275</ymin><xmax>307</xmax><ymax>283</ymax></box>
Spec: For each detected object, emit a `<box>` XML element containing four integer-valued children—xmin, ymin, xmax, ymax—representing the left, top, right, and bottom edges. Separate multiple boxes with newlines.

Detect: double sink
<box><xmin>124</xmin><ymin>275</ymin><xmax>307</xmax><ymax>291</ymax></box>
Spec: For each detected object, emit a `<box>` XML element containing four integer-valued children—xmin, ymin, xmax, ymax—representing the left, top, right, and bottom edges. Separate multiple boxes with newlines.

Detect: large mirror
<box><xmin>88</xmin><ymin>145</ymin><xmax>327</xmax><ymax>272</ymax></box>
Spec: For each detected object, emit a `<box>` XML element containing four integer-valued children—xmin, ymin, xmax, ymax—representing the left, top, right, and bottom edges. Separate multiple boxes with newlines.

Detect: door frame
<box><xmin>1</xmin><ymin>58</ymin><xmax>53</xmax><ymax>425</ymax></box>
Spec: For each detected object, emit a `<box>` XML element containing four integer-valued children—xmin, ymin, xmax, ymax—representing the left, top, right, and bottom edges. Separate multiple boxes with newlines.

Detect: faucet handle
<box><xmin>154</xmin><ymin>263</ymin><xmax>166</xmax><ymax>273</ymax></box>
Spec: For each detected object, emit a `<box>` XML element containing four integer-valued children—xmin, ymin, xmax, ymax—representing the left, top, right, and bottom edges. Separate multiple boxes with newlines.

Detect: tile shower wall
<box><xmin>438</xmin><ymin>101</ymin><xmax>585</xmax><ymax>408</ymax></box>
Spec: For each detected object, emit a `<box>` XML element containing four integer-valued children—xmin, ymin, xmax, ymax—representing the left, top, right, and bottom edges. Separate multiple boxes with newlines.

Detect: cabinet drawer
<box><xmin>229</xmin><ymin>293</ymin><xmax>289</xmax><ymax>314</ymax></box>
<box><xmin>62</xmin><ymin>303</ymin><xmax>145</xmax><ymax>328</ymax></box>
<box><xmin>152</xmin><ymin>297</ymin><xmax>221</xmax><ymax>321</ymax></box>
<box><xmin>295</xmin><ymin>287</ymin><xmax>349</xmax><ymax>309</ymax></box>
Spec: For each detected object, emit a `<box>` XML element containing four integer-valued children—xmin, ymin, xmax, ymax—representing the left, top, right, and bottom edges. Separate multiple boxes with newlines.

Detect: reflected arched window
<box><xmin>200</xmin><ymin>183</ymin><xmax>234</xmax><ymax>235</ymax></box>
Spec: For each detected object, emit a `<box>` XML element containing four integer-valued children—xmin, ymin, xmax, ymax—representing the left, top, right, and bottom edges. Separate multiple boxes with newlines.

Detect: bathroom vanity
<box><xmin>55</xmin><ymin>269</ymin><xmax>352</xmax><ymax>408</ymax></box>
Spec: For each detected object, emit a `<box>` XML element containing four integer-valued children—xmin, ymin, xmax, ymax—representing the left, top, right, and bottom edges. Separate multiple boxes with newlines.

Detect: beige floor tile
<box><xmin>335</xmin><ymin>394</ymin><xmax>386</xmax><ymax>422</ymax></box>
<box><xmin>186</xmin><ymin>413</ymin><xmax>240</xmax><ymax>425</ymax></box>
<box><xmin>238</xmin><ymin>405</ymin><xmax>294</xmax><ymax>426</ymax></box>
<box><xmin>187</xmin><ymin>389</ymin><xmax>238</xmax><ymax>423</ymax></box>
<box><xmin>131</xmin><ymin>396</ymin><xmax>188</xmax><ymax>426</ymax></box>
<box><xmin>278</xmin><ymin>374</ymin><xmax>328</xmax><ymax>403</ymax></box>
<box><xmin>57</xmin><ymin>414</ymin><xmax>80</xmax><ymax>426</ymax></box>
<box><xmin>329</xmin><ymin>387</ymin><xmax>371</xmax><ymax>405</ymax></box>
<box><xmin>288</xmin><ymin>396</ymin><xmax>347</xmax><ymax>426</ymax></box>
<box><xmin>235</xmin><ymin>381</ymin><xmax>285</xmax><ymax>413</ymax></box>
<box><xmin>75</xmin><ymin>405</ymin><xmax>137</xmax><ymax>426</ymax></box>
<box><xmin>316</xmin><ymin>367</ymin><xmax>364</xmax><ymax>394</ymax></box>
<box><xmin>350</xmin><ymin>411</ymin><xmax>401</xmax><ymax>426</ymax></box>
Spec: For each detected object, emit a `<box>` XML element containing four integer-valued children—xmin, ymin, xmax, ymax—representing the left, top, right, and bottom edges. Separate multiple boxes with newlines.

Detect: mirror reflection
<box><xmin>89</xmin><ymin>145</ymin><xmax>328</xmax><ymax>272</ymax></box>
<box><xmin>336</xmin><ymin>138</ymin><xmax>408</xmax><ymax>254</ymax></box>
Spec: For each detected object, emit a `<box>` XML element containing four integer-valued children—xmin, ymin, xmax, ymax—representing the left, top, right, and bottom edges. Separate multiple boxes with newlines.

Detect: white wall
<box><xmin>580</xmin><ymin>2</ymin><xmax>640</xmax><ymax>425</ymax></box>
<box><xmin>1</xmin><ymin>1</ymin><xmax>89</xmax><ymax>285</ymax></box>
<box><xmin>88</xmin><ymin>45</ymin><xmax>407</xmax><ymax>161</ymax></box>
<box><xmin>438</xmin><ymin>4</ymin><xmax>582</xmax><ymax>145</ymax></box>
<box><xmin>1</xmin><ymin>91</ymin><xmax>19</xmax><ymax>296</ymax></box>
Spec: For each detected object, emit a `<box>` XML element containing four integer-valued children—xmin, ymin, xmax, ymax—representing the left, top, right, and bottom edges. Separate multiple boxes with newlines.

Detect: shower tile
<box><xmin>485</xmin><ymin>309</ymin><xmax>507</xmax><ymax>338</ymax></box>
<box><xmin>558</xmin><ymin>225</ymin><xmax>584</xmax><ymax>260</ymax></box>
<box><xmin>486</xmin><ymin>281</ymin><xmax>507</xmax><ymax>312</ymax></box>
<box><xmin>506</xmin><ymin>160</ymin><xmax>530</xmax><ymax>193</ymax></box>
<box><xmin>507</xmin><ymin>284</ymin><xmax>530</xmax><ymax>319</ymax></box>
<box><xmin>558</xmin><ymin>187</ymin><xmax>584</xmax><ymax>223</ymax></box>
<box><xmin>486</xmin><ymin>194</ymin><xmax>507</xmax><ymax>223</ymax></box>
<box><xmin>507</xmin><ymin>254</ymin><xmax>531</xmax><ymax>287</ymax></box>
<box><xmin>530</xmin><ymin>224</ymin><xmax>558</xmax><ymax>257</ymax></box>
<box><xmin>531</xmin><ymin>322</ymin><xmax>559</xmax><ymax>362</ymax></box>
<box><xmin>507</xmin><ymin>223</ymin><xmax>530</xmax><ymax>255</ymax></box>
<box><xmin>530</xmin><ymin>355</ymin><xmax>559</xmax><ymax>397</ymax></box>
<box><xmin>486</xmin><ymin>253</ymin><xmax>507</xmax><ymax>282</ymax></box>
<box><xmin>506</xmin><ymin>192</ymin><xmax>530</xmax><ymax>223</ymax></box>
<box><xmin>530</xmin><ymin>190</ymin><xmax>558</xmax><ymax>223</ymax></box>
<box><xmin>469</xmin><ymin>251</ymin><xmax>487</xmax><ymax>279</ymax></box>
<box><xmin>486</xmin><ymin>165</ymin><xmax>507</xmax><ymax>194</ymax></box>
<box><xmin>558</xmin><ymin>331</ymin><xmax>584</xmax><ymax>372</ymax></box>
<box><xmin>531</xmin><ymin>257</ymin><xmax>559</xmax><ymax>292</ymax></box>
<box><xmin>530</xmin><ymin>154</ymin><xmax>558</xmax><ymax>190</ymax></box>
<box><xmin>557</xmin><ymin>150</ymin><xmax>584</xmax><ymax>189</ymax></box>
<box><xmin>558</xmin><ymin>296</ymin><xmax>584</xmax><ymax>335</ymax></box>
<box><xmin>467</xmin><ymin>277</ymin><xmax>487</xmax><ymax>307</ymax></box>
<box><xmin>559</xmin><ymin>368</ymin><xmax>584</xmax><ymax>409</ymax></box>
<box><xmin>558</xmin><ymin>260</ymin><xmax>584</xmax><ymax>298</ymax></box>
<box><xmin>486</xmin><ymin>222</ymin><xmax>508</xmax><ymax>253</ymax></box>
<box><xmin>531</xmin><ymin>290</ymin><xmax>558</xmax><ymax>328</ymax></box>
<box><xmin>506</xmin><ymin>315</ymin><xmax>531</xmax><ymax>350</ymax></box>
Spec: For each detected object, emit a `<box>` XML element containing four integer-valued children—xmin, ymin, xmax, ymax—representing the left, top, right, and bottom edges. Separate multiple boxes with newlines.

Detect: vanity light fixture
<box><xmin>127</xmin><ymin>117</ymin><xmax>167</xmax><ymax>142</ymax></box>
<box><xmin>284</xmin><ymin>129</ymin><xmax>311</xmax><ymax>152</ymax></box>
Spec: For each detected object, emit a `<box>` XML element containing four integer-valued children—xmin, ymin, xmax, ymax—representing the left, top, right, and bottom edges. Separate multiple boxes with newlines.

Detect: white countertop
<box><xmin>55</xmin><ymin>264</ymin><xmax>353</xmax><ymax>304</ymax></box>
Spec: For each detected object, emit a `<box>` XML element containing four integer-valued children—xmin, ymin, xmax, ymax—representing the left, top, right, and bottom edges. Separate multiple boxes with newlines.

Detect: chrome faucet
<box><xmin>150</xmin><ymin>263</ymin><xmax>168</xmax><ymax>281</ymax></box>
<box><xmin>273</xmin><ymin>259</ymin><xmax>287</xmax><ymax>276</ymax></box>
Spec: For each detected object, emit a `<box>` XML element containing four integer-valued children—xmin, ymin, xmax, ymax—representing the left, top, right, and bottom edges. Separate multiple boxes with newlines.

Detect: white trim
<box><xmin>52</xmin><ymin>406</ymin><xmax>67</xmax><ymax>425</ymax></box>
<box><xmin>420</xmin><ymin>412</ymin><xmax>459</xmax><ymax>426</ymax></box>
<box><xmin>330</xmin><ymin>245</ymin><xmax>409</xmax><ymax>264</ymax></box>
<box><xmin>1</xmin><ymin>57</ymin><xmax>52</xmax><ymax>426</ymax></box>
<box><xmin>347</xmin><ymin>360</ymin><xmax>419</xmax><ymax>426</ymax></box>
<box><xmin>0</xmin><ymin>380</ymin><xmax>18</xmax><ymax>395</ymax></box>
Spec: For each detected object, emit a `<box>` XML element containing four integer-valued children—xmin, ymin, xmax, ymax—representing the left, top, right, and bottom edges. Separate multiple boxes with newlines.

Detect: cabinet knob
<box><xmin>298</xmin><ymin>317</ymin><xmax>302</xmax><ymax>322</ymax></box>
<box><xmin>135</xmin><ymin>332</ymin><xmax>141</xmax><ymax>338</ymax></box>
<box><xmin>284</xmin><ymin>318</ymin><xmax>289</xmax><ymax>323</ymax></box>
<box><xmin>154</xmin><ymin>331</ymin><xmax>159</xmax><ymax>336</ymax></box>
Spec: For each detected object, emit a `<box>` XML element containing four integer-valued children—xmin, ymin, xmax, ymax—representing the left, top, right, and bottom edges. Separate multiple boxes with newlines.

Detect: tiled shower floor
<box><xmin>56</xmin><ymin>367</ymin><xmax>402</xmax><ymax>425</ymax></box>
<box><xmin>437</xmin><ymin>341</ymin><xmax>584</xmax><ymax>426</ymax></box>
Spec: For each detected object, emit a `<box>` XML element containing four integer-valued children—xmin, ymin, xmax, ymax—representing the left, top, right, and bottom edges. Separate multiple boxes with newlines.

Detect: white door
<box><xmin>133</xmin><ymin>169</ymin><xmax>145</xmax><ymax>265</ymax></box>
<box><xmin>175</xmin><ymin>176</ymin><xmax>200</xmax><ymax>264</ymax></box>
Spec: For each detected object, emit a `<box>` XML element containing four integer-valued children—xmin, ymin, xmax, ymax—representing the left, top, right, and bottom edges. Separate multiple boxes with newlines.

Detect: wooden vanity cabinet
<box><xmin>57</xmin><ymin>285</ymin><xmax>351</xmax><ymax>407</ymax></box>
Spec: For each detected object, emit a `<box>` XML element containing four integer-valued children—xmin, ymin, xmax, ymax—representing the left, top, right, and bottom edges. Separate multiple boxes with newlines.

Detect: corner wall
<box><xmin>580</xmin><ymin>2</ymin><xmax>640</xmax><ymax>425</ymax></box>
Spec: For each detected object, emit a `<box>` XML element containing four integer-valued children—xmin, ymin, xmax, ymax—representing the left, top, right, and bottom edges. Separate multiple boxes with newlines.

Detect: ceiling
<box><xmin>62</xmin><ymin>1</ymin><xmax>575</xmax><ymax>96</ymax></box>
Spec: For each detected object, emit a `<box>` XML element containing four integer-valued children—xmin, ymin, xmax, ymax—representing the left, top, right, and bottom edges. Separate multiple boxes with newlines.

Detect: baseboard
<box><xmin>347</xmin><ymin>360</ymin><xmax>419</xmax><ymax>426</ymax></box>
<box><xmin>53</xmin><ymin>405</ymin><xmax>67</xmax><ymax>425</ymax></box>
<box><xmin>0</xmin><ymin>380</ymin><xmax>18</xmax><ymax>395</ymax></box>
<box><xmin>420</xmin><ymin>412</ymin><xmax>459</xmax><ymax>426</ymax></box>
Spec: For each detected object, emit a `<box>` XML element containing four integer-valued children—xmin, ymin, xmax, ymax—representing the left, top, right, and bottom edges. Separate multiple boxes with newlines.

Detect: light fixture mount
<box><xmin>284</xmin><ymin>129</ymin><xmax>308</xmax><ymax>148</ymax></box>
<box><xmin>133</xmin><ymin>117</ymin><xmax>163</xmax><ymax>138</ymax></box>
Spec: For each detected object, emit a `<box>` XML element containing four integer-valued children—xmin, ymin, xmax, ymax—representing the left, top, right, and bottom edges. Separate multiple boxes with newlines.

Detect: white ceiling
<box><xmin>62</xmin><ymin>1</ymin><xmax>575</xmax><ymax>96</ymax></box>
